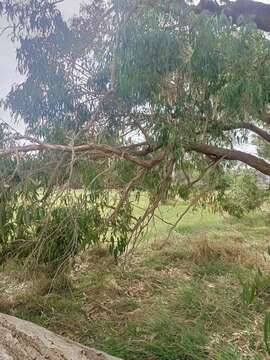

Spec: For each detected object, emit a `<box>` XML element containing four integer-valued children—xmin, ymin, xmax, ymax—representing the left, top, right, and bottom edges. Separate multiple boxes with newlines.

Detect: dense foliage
<box><xmin>217</xmin><ymin>171</ymin><xmax>266</xmax><ymax>218</ymax></box>
<box><xmin>0</xmin><ymin>0</ymin><xmax>270</xmax><ymax>270</ymax></box>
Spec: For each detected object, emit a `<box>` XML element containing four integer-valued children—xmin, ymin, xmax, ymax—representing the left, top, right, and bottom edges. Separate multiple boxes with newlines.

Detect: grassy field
<box><xmin>0</xmin><ymin>198</ymin><xmax>270</xmax><ymax>359</ymax></box>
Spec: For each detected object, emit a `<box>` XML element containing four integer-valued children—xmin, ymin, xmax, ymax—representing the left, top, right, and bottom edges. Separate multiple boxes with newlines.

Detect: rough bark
<box><xmin>0</xmin><ymin>312</ymin><xmax>121</xmax><ymax>360</ymax></box>
<box><xmin>197</xmin><ymin>0</ymin><xmax>270</xmax><ymax>33</ymax></box>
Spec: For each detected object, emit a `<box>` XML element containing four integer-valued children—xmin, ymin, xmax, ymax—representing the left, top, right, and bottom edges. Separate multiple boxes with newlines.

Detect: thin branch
<box><xmin>165</xmin><ymin>155</ymin><xmax>226</xmax><ymax>241</ymax></box>
<box><xmin>63</xmin><ymin>137</ymin><xmax>76</xmax><ymax>189</ymax></box>
<box><xmin>188</xmin><ymin>158</ymin><xmax>221</xmax><ymax>188</ymax></box>
<box><xmin>127</xmin><ymin>157</ymin><xmax>176</xmax><ymax>254</ymax></box>
<box><xmin>108</xmin><ymin>168</ymin><xmax>146</xmax><ymax>223</ymax></box>
<box><xmin>132</xmin><ymin>202</ymin><xmax>175</xmax><ymax>227</ymax></box>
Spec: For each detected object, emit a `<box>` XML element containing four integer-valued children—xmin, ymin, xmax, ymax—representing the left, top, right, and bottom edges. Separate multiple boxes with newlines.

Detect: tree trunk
<box><xmin>0</xmin><ymin>312</ymin><xmax>121</xmax><ymax>360</ymax></box>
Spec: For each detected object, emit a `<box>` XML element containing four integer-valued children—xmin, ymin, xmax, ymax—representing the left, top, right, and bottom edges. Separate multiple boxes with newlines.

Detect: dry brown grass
<box><xmin>186</xmin><ymin>236</ymin><xmax>268</xmax><ymax>269</ymax></box>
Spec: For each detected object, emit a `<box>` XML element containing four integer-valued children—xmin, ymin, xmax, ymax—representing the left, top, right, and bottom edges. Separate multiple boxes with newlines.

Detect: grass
<box><xmin>0</xmin><ymin>199</ymin><xmax>270</xmax><ymax>359</ymax></box>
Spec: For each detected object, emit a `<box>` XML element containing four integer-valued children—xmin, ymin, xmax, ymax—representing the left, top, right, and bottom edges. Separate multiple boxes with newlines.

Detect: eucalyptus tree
<box><xmin>0</xmin><ymin>0</ymin><xmax>270</xmax><ymax>266</ymax></box>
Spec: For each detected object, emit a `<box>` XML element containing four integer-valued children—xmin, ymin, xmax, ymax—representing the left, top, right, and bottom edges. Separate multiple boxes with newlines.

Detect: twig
<box><xmin>165</xmin><ymin>155</ymin><xmax>227</xmax><ymax>241</ymax></box>
<box><xmin>108</xmin><ymin>168</ymin><xmax>146</xmax><ymax>223</ymax></box>
<box><xmin>132</xmin><ymin>203</ymin><xmax>175</xmax><ymax>227</ymax></box>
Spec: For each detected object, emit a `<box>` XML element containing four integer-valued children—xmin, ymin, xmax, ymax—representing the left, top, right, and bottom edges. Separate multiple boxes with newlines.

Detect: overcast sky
<box><xmin>0</xmin><ymin>0</ymin><xmax>81</xmax><ymax>132</ymax></box>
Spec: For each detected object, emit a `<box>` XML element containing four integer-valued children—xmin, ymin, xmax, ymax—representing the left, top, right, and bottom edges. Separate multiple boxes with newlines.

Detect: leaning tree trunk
<box><xmin>0</xmin><ymin>312</ymin><xmax>121</xmax><ymax>360</ymax></box>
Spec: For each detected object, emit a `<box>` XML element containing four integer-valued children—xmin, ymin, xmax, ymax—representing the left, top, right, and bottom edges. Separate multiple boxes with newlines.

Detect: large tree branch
<box><xmin>222</xmin><ymin>122</ymin><xmax>270</xmax><ymax>143</ymax></box>
<box><xmin>190</xmin><ymin>143</ymin><xmax>270</xmax><ymax>176</ymax></box>
<box><xmin>2</xmin><ymin>136</ymin><xmax>270</xmax><ymax>177</ymax></box>
<box><xmin>241</xmin><ymin>122</ymin><xmax>270</xmax><ymax>143</ymax></box>
<box><xmin>0</xmin><ymin>142</ymin><xmax>166</xmax><ymax>169</ymax></box>
<box><xmin>197</xmin><ymin>0</ymin><xmax>270</xmax><ymax>33</ymax></box>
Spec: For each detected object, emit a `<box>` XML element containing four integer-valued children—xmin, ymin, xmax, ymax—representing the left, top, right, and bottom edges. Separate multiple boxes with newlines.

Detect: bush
<box><xmin>0</xmin><ymin>188</ymin><xmax>132</xmax><ymax>272</ymax></box>
<box><xmin>218</xmin><ymin>171</ymin><xmax>266</xmax><ymax>218</ymax></box>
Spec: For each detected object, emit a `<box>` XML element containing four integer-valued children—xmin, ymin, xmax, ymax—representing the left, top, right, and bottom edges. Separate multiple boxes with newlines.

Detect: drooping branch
<box><xmin>190</xmin><ymin>143</ymin><xmax>270</xmax><ymax>176</ymax></box>
<box><xmin>2</xmin><ymin>137</ymin><xmax>270</xmax><ymax>176</ymax></box>
<box><xmin>196</xmin><ymin>0</ymin><xmax>270</xmax><ymax>33</ymax></box>
<box><xmin>0</xmin><ymin>142</ymin><xmax>166</xmax><ymax>169</ymax></box>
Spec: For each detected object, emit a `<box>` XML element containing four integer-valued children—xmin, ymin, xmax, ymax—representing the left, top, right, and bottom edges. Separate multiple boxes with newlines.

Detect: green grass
<box><xmin>133</xmin><ymin>198</ymin><xmax>223</xmax><ymax>240</ymax></box>
<box><xmin>133</xmin><ymin>195</ymin><xmax>270</xmax><ymax>246</ymax></box>
<box><xmin>0</xmin><ymin>199</ymin><xmax>269</xmax><ymax>359</ymax></box>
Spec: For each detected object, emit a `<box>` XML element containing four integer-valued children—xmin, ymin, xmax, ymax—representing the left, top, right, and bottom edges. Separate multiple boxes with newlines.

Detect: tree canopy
<box><xmin>1</xmin><ymin>0</ymin><xmax>270</xmax><ymax>267</ymax></box>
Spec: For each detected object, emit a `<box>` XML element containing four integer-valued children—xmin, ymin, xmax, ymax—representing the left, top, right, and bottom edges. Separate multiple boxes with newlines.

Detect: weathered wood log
<box><xmin>0</xmin><ymin>312</ymin><xmax>121</xmax><ymax>360</ymax></box>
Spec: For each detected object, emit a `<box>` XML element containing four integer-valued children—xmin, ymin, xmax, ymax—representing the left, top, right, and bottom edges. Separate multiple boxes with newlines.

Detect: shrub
<box><xmin>218</xmin><ymin>171</ymin><xmax>266</xmax><ymax>218</ymax></box>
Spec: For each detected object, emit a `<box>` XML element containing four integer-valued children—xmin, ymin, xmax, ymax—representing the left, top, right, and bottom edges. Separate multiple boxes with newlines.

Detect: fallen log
<box><xmin>0</xmin><ymin>312</ymin><xmax>121</xmax><ymax>360</ymax></box>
